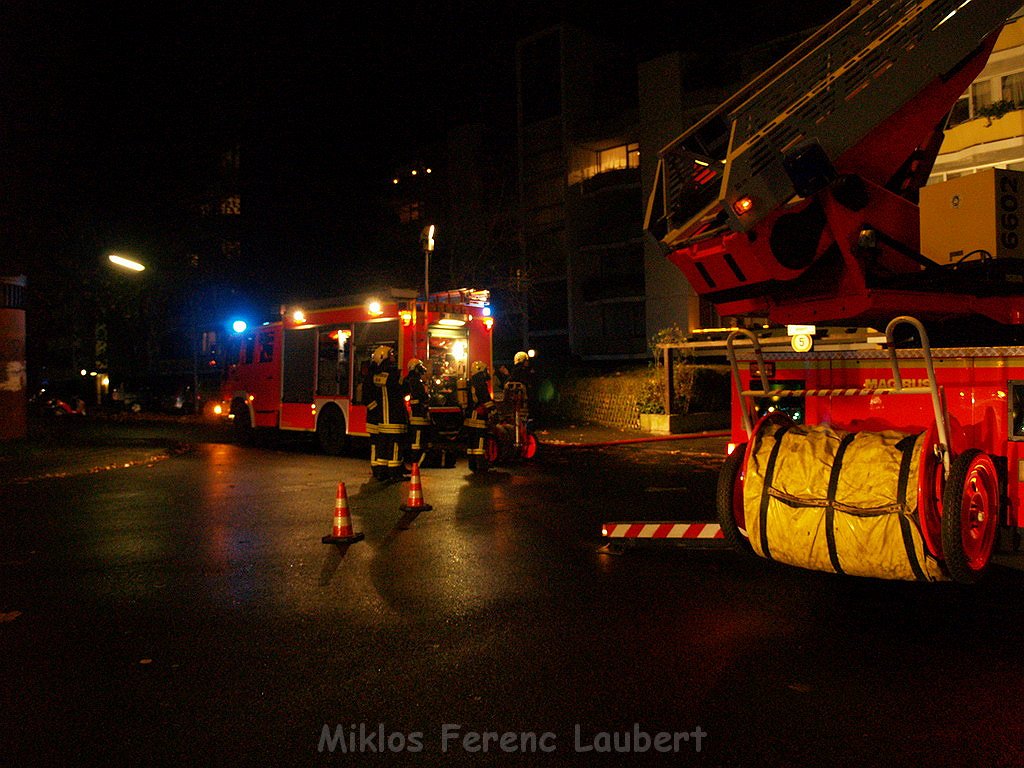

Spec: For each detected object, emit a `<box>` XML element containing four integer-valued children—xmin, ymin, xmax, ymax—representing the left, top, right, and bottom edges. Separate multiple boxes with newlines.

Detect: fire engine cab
<box><xmin>218</xmin><ymin>287</ymin><xmax>493</xmax><ymax>458</ymax></box>
<box><xmin>645</xmin><ymin>0</ymin><xmax>1024</xmax><ymax>582</ymax></box>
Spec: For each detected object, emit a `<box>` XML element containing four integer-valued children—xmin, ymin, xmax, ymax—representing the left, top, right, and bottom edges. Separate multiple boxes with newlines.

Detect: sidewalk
<box><xmin>0</xmin><ymin>414</ymin><xmax>729</xmax><ymax>486</ymax></box>
<box><xmin>0</xmin><ymin>416</ymin><xmax>193</xmax><ymax>485</ymax></box>
<box><xmin>537</xmin><ymin>423</ymin><xmax>729</xmax><ymax>448</ymax></box>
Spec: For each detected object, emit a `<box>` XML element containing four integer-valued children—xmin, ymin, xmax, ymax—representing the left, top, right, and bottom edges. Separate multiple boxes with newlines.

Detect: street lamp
<box><xmin>107</xmin><ymin>253</ymin><xmax>202</xmax><ymax>410</ymax></box>
<box><xmin>104</xmin><ymin>253</ymin><xmax>152</xmax><ymax>405</ymax></box>
<box><xmin>420</xmin><ymin>224</ymin><xmax>435</xmax><ymax>302</ymax></box>
<box><xmin>108</xmin><ymin>254</ymin><xmax>146</xmax><ymax>272</ymax></box>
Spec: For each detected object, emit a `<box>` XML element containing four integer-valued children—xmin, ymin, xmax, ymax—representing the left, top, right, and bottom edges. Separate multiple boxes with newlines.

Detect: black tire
<box><xmin>941</xmin><ymin>448</ymin><xmax>1000</xmax><ymax>584</ymax></box>
<box><xmin>716</xmin><ymin>444</ymin><xmax>752</xmax><ymax>553</ymax></box>
<box><xmin>316</xmin><ymin>406</ymin><xmax>349</xmax><ymax>455</ymax></box>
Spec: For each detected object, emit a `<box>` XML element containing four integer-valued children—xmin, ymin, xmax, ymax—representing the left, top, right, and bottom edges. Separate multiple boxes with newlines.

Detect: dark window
<box><xmin>257</xmin><ymin>332</ymin><xmax>275</xmax><ymax>363</ymax></box>
<box><xmin>1010</xmin><ymin>381</ymin><xmax>1024</xmax><ymax>441</ymax></box>
<box><xmin>282</xmin><ymin>328</ymin><xmax>316</xmax><ymax>404</ymax></box>
<box><xmin>529</xmin><ymin>280</ymin><xmax>568</xmax><ymax>331</ymax></box>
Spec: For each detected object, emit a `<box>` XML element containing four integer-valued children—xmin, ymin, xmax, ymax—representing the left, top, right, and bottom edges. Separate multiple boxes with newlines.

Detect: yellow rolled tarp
<box><xmin>743</xmin><ymin>418</ymin><xmax>947</xmax><ymax>581</ymax></box>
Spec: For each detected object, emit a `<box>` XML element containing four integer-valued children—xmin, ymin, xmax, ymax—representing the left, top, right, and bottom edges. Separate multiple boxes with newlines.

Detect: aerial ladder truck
<box><xmin>644</xmin><ymin>0</ymin><xmax>1024</xmax><ymax>582</ymax></box>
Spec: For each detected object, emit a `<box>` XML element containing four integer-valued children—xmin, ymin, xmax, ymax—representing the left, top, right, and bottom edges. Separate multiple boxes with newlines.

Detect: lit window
<box><xmin>971</xmin><ymin>80</ymin><xmax>994</xmax><ymax>113</ymax></box>
<box><xmin>568</xmin><ymin>142</ymin><xmax>640</xmax><ymax>184</ymax></box>
<box><xmin>947</xmin><ymin>95</ymin><xmax>970</xmax><ymax>127</ymax></box>
<box><xmin>219</xmin><ymin>195</ymin><xmax>241</xmax><ymax>215</ymax></box>
<box><xmin>1003</xmin><ymin>71</ymin><xmax>1024</xmax><ymax>105</ymax></box>
<box><xmin>598</xmin><ymin>145</ymin><xmax>628</xmax><ymax>173</ymax></box>
<box><xmin>399</xmin><ymin>201</ymin><xmax>422</xmax><ymax>223</ymax></box>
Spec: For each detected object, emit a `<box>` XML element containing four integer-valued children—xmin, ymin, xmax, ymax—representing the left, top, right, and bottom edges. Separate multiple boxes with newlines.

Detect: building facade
<box><xmin>930</xmin><ymin>9</ymin><xmax>1024</xmax><ymax>182</ymax></box>
<box><xmin>516</xmin><ymin>26</ymin><xmax>649</xmax><ymax>363</ymax></box>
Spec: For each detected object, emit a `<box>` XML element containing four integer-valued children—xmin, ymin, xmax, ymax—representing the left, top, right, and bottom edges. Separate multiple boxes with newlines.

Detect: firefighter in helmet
<box><xmin>508</xmin><ymin>351</ymin><xmax>531</xmax><ymax>384</ymax></box>
<box><xmin>366</xmin><ymin>345</ymin><xmax>408</xmax><ymax>480</ymax></box>
<box><xmin>504</xmin><ymin>351</ymin><xmax>535</xmax><ymax>412</ymax></box>
<box><xmin>403</xmin><ymin>357</ymin><xmax>431</xmax><ymax>468</ymax></box>
<box><xmin>464</xmin><ymin>360</ymin><xmax>495</xmax><ymax>462</ymax></box>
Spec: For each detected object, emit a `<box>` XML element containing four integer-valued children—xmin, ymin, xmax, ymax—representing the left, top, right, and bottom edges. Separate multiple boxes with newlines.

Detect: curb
<box><xmin>541</xmin><ymin>430</ymin><xmax>730</xmax><ymax>449</ymax></box>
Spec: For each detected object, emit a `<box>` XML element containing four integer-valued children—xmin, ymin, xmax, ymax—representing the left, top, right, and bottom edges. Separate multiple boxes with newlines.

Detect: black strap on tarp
<box><xmin>824</xmin><ymin>433</ymin><xmax>856</xmax><ymax>575</ymax></box>
<box><xmin>758</xmin><ymin>423</ymin><xmax>792</xmax><ymax>561</ymax></box>
<box><xmin>895</xmin><ymin>433</ymin><xmax>928</xmax><ymax>582</ymax></box>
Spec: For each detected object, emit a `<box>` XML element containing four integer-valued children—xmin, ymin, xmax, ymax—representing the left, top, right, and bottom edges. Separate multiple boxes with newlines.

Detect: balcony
<box><xmin>941</xmin><ymin>108</ymin><xmax>1024</xmax><ymax>155</ymax></box>
<box><xmin>578</xmin><ymin>167</ymin><xmax>640</xmax><ymax>196</ymax></box>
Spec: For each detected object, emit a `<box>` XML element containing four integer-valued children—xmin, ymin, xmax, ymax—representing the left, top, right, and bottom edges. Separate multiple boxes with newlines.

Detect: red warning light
<box><xmin>732</xmin><ymin>196</ymin><xmax>754</xmax><ymax>216</ymax></box>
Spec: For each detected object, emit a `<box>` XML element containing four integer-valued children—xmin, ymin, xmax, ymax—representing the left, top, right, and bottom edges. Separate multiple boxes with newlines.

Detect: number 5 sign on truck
<box><xmin>217</xmin><ymin>287</ymin><xmax>493</xmax><ymax>454</ymax></box>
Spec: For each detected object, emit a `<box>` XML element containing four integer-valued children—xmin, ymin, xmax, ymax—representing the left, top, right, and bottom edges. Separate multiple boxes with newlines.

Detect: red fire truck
<box><xmin>217</xmin><ymin>287</ymin><xmax>493</xmax><ymax>458</ymax></box>
<box><xmin>644</xmin><ymin>0</ymin><xmax>1024</xmax><ymax>582</ymax></box>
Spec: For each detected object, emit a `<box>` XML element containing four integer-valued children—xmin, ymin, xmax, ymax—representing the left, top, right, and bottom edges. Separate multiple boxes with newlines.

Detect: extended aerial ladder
<box><xmin>637</xmin><ymin>0</ymin><xmax>1024</xmax><ymax>583</ymax></box>
<box><xmin>645</xmin><ymin>0</ymin><xmax>1024</xmax><ymax>330</ymax></box>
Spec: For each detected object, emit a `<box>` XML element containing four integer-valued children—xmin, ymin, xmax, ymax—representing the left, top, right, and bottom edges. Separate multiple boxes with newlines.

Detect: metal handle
<box><xmin>884</xmin><ymin>316</ymin><xmax>950</xmax><ymax>475</ymax></box>
<box><xmin>726</xmin><ymin>329</ymin><xmax>769</xmax><ymax>439</ymax></box>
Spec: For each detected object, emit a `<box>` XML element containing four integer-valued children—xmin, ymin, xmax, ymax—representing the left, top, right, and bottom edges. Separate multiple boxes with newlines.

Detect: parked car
<box><xmin>111</xmin><ymin>375</ymin><xmax>219</xmax><ymax>416</ymax></box>
<box><xmin>28</xmin><ymin>382</ymin><xmax>88</xmax><ymax>417</ymax></box>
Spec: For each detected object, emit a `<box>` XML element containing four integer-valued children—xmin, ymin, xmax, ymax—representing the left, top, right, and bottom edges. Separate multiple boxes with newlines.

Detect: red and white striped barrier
<box><xmin>601</xmin><ymin>521</ymin><xmax>724</xmax><ymax>540</ymax></box>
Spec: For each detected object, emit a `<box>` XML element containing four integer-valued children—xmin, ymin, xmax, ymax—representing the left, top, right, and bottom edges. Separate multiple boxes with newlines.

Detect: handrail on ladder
<box><xmin>725</xmin><ymin>316</ymin><xmax>951</xmax><ymax>474</ymax></box>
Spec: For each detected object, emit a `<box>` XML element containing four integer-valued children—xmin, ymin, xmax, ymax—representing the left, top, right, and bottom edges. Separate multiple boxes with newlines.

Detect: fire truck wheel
<box><xmin>916</xmin><ymin>424</ymin><xmax>945</xmax><ymax>560</ymax></box>
<box><xmin>316</xmin><ymin>406</ymin><xmax>349</xmax><ymax>455</ymax></box>
<box><xmin>716</xmin><ymin>444</ymin><xmax>751</xmax><ymax>553</ymax></box>
<box><xmin>522</xmin><ymin>432</ymin><xmax>538</xmax><ymax>460</ymax></box>
<box><xmin>941</xmin><ymin>448</ymin><xmax>1000</xmax><ymax>584</ymax></box>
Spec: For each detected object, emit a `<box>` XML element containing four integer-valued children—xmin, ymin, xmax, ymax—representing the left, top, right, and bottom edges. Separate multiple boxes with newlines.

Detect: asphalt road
<box><xmin>1</xmin><ymin>420</ymin><xmax>1023</xmax><ymax>767</ymax></box>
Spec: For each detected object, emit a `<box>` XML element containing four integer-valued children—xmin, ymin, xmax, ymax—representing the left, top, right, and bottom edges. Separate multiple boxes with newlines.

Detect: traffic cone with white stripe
<box><xmin>400</xmin><ymin>462</ymin><xmax>433</xmax><ymax>513</ymax></box>
<box><xmin>322</xmin><ymin>482</ymin><xmax>365</xmax><ymax>544</ymax></box>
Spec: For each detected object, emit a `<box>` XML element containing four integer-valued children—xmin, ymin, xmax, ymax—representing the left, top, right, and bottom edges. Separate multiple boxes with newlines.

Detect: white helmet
<box><xmin>513</xmin><ymin>351</ymin><xmax>529</xmax><ymax>365</ymax></box>
<box><xmin>471</xmin><ymin>360</ymin><xmax>488</xmax><ymax>375</ymax></box>
<box><xmin>372</xmin><ymin>345</ymin><xmax>393</xmax><ymax>365</ymax></box>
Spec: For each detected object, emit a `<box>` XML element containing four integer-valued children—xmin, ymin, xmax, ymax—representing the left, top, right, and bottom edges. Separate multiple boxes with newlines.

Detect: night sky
<box><xmin>1</xmin><ymin>1</ymin><xmax>841</xmax><ymax>291</ymax></box>
<box><xmin>2</xmin><ymin>2</ymin><xmax>520</xmax><ymax>278</ymax></box>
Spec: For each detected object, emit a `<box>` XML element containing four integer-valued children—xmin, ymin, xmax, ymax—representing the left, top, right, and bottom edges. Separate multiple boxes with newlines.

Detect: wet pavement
<box><xmin>3</xmin><ymin>413</ymin><xmax>1024</xmax><ymax>767</ymax></box>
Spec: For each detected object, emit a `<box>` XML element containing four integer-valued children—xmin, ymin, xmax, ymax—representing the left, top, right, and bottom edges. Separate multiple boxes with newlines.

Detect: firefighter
<box><xmin>403</xmin><ymin>357</ymin><xmax>431</xmax><ymax>468</ymax></box>
<box><xmin>508</xmin><ymin>351</ymin><xmax>532</xmax><ymax>386</ymax></box>
<box><xmin>501</xmin><ymin>350</ymin><xmax>539</xmax><ymax>442</ymax></box>
<box><xmin>505</xmin><ymin>351</ymin><xmax>535</xmax><ymax>408</ymax></box>
<box><xmin>464</xmin><ymin>360</ymin><xmax>495</xmax><ymax>463</ymax></box>
<box><xmin>366</xmin><ymin>345</ymin><xmax>408</xmax><ymax>481</ymax></box>
<box><xmin>467</xmin><ymin>360</ymin><xmax>494</xmax><ymax>414</ymax></box>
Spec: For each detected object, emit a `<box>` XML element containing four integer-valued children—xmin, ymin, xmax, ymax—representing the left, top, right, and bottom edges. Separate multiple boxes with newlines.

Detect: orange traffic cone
<box><xmin>322</xmin><ymin>482</ymin><xmax>365</xmax><ymax>544</ymax></box>
<box><xmin>400</xmin><ymin>462</ymin><xmax>433</xmax><ymax>513</ymax></box>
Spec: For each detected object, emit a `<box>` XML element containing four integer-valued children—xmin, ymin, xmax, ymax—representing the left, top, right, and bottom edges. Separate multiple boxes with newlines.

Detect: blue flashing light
<box><xmin>231</xmin><ymin>319</ymin><xmax>248</xmax><ymax>334</ymax></box>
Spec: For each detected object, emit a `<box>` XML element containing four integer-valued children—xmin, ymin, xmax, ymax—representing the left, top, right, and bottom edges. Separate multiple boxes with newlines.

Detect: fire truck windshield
<box><xmin>426</xmin><ymin>329</ymin><xmax>468</xmax><ymax>407</ymax></box>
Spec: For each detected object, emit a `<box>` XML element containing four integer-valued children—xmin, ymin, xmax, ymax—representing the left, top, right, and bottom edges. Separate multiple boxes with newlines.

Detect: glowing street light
<box><xmin>420</xmin><ymin>224</ymin><xmax>435</xmax><ymax>301</ymax></box>
<box><xmin>108</xmin><ymin>254</ymin><xmax>146</xmax><ymax>272</ymax></box>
